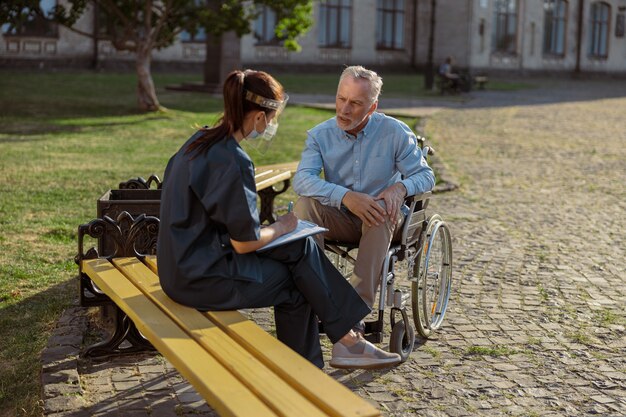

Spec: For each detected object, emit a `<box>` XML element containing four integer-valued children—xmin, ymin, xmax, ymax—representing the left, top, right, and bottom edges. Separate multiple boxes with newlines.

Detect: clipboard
<box><xmin>257</xmin><ymin>219</ymin><xmax>328</xmax><ymax>252</ymax></box>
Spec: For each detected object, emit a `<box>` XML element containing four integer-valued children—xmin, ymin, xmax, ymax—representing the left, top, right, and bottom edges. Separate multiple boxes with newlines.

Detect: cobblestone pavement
<box><xmin>42</xmin><ymin>79</ymin><xmax>626</xmax><ymax>417</ymax></box>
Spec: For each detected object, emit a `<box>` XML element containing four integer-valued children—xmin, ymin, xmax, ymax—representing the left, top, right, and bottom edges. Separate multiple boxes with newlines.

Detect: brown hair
<box><xmin>186</xmin><ymin>69</ymin><xmax>284</xmax><ymax>157</ymax></box>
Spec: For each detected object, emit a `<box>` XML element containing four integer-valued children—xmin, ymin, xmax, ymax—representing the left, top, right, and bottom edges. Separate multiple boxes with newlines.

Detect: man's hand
<box><xmin>342</xmin><ymin>191</ymin><xmax>387</xmax><ymax>227</ymax></box>
<box><xmin>376</xmin><ymin>183</ymin><xmax>407</xmax><ymax>222</ymax></box>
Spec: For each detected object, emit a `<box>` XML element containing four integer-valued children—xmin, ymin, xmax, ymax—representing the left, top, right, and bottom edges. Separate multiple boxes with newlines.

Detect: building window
<box><xmin>376</xmin><ymin>0</ymin><xmax>405</xmax><ymax>50</ymax></box>
<box><xmin>318</xmin><ymin>0</ymin><xmax>352</xmax><ymax>48</ymax></box>
<box><xmin>2</xmin><ymin>0</ymin><xmax>58</xmax><ymax>38</ymax></box>
<box><xmin>492</xmin><ymin>0</ymin><xmax>518</xmax><ymax>54</ymax></box>
<box><xmin>253</xmin><ymin>6</ymin><xmax>280</xmax><ymax>44</ymax></box>
<box><xmin>180</xmin><ymin>27</ymin><xmax>206</xmax><ymax>43</ymax></box>
<box><xmin>589</xmin><ymin>2</ymin><xmax>610</xmax><ymax>58</ymax></box>
<box><xmin>543</xmin><ymin>0</ymin><xmax>567</xmax><ymax>55</ymax></box>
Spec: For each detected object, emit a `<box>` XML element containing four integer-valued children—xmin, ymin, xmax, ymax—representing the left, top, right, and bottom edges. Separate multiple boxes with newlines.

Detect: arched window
<box><xmin>318</xmin><ymin>0</ymin><xmax>352</xmax><ymax>48</ymax></box>
<box><xmin>543</xmin><ymin>0</ymin><xmax>568</xmax><ymax>56</ymax></box>
<box><xmin>376</xmin><ymin>0</ymin><xmax>405</xmax><ymax>50</ymax></box>
<box><xmin>589</xmin><ymin>2</ymin><xmax>610</xmax><ymax>58</ymax></box>
<box><xmin>492</xmin><ymin>0</ymin><xmax>518</xmax><ymax>54</ymax></box>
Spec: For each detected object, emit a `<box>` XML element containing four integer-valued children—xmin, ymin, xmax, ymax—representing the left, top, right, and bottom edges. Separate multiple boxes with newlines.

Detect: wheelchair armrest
<box><xmin>405</xmin><ymin>191</ymin><xmax>432</xmax><ymax>204</ymax></box>
<box><xmin>400</xmin><ymin>192</ymin><xmax>430</xmax><ymax>246</ymax></box>
<box><xmin>405</xmin><ymin>191</ymin><xmax>431</xmax><ymax>212</ymax></box>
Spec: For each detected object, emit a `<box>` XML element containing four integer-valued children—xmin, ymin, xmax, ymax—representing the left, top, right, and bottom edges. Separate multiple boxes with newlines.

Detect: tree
<box><xmin>1</xmin><ymin>0</ymin><xmax>313</xmax><ymax>111</ymax></box>
<box><xmin>424</xmin><ymin>0</ymin><xmax>437</xmax><ymax>90</ymax></box>
<box><xmin>190</xmin><ymin>0</ymin><xmax>313</xmax><ymax>89</ymax></box>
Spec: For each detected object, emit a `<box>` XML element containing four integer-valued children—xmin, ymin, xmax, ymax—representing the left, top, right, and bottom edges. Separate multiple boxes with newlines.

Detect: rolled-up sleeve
<box><xmin>396</xmin><ymin>122</ymin><xmax>435</xmax><ymax>196</ymax></box>
<box><xmin>396</xmin><ymin>130</ymin><xmax>436</xmax><ymax>197</ymax></box>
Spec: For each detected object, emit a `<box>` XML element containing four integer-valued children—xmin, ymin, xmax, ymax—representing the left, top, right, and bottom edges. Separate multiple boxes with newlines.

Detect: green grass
<box><xmin>0</xmin><ymin>69</ymin><xmax>428</xmax><ymax>416</ymax></box>
<box><xmin>464</xmin><ymin>345</ymin><xmax>521</xmax><ymax>357</ymax></box>
<box><xmin>275</xmin><ymin>71</ymin><xmax>534</xmax><ymax>96</ymax></box>
<box><xmin>277</xmin><ymin>72</ymin><xmax>438</xmax><ymax>97</ymax></box>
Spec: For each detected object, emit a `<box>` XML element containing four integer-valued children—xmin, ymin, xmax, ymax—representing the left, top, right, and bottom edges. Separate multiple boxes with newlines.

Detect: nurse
<box><xmin>157</xmin><ymin>69</ymin><xmax>401</xmax><ymax>370</ymax></box>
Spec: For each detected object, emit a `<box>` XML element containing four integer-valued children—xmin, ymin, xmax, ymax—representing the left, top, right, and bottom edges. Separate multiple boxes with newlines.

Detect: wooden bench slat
<box><xmin>254</xmin><ymin>169</ymin><xmax>292</xmax><ymax>191</ymax></box>
<box><xmin>143</xmin><ymin>256</ymin><xmax>381</xmax><ymax>417</ymax></box>
<box><xmin>257</xmin><ymin>161</ymin><xmax>299</xmax><ymax>172</ymax></box>
<box><xmin>114</xmin><ymin>257</ymin><xmax>330</xmax><ymax>417</ymax></box>
<box><xmin>81</xmin><ymin>258</ymin><xmax>278</xmax><ymax>417</ymax></box>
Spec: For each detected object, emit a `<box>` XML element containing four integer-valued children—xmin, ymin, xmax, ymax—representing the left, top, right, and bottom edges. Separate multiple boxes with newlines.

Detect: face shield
<box><xmin>244</xmin><ymin>90</ymin><xmax>289</xmax><ymax>153</ymax></box>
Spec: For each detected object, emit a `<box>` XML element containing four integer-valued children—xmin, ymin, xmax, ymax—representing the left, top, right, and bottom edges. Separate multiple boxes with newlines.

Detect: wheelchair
<box><xmin>324</xmin><ymin>149</ymin><xmax>453</xmax><ymax>362</ymax></box>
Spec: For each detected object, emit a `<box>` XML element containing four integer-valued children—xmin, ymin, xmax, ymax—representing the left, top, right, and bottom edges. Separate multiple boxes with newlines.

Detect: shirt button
<box><xmin>355</xmin><ymin>160</ymin><xmax>359</xmax><ymax>164</ymax></box>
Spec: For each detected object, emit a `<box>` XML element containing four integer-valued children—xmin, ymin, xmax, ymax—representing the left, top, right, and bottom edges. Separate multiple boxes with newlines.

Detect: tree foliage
<box><xmin>1</xmin><ymin>0</ymin><xmax>313</xmax><ymax>51</ymax></box>
<box><xmin>1</xmin><ymin>0</ymin><xmax>314</xmax><ymax>111</ymax></box>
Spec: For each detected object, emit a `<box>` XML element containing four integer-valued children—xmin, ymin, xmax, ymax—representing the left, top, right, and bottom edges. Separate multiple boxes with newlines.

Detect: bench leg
<box><xmin>83</xmin><ymin>306</ymin><xmax>155</xmax><ymax>358</ymax></box>
<box><xmin>258</xmin><ymin>179</ymin><xmax>291</xmax><ymax>224</ymax></box>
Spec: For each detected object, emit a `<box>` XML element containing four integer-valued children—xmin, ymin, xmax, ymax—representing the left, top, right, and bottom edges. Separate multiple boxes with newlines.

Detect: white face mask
<box><xmin>245</xmin><ymin>113</ymin><xmax>279</xmax><ymax>142</ymax></box>
<box><xmin>245</xmin><ymin>116</ymin><xmax>264</xmax><ymax>141</ymax></box>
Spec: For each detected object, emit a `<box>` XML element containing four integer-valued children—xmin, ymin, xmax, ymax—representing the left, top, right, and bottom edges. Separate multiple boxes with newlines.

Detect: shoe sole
<box><xmin>329</xmin><ymin>358</ymin><xmax>401</xmax><ymax>370</ymax></box>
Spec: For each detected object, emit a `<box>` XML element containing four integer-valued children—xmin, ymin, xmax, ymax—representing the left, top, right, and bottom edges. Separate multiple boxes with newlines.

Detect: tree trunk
<box><xmin>136</xmin><ymin>48</ymin><xmax>160</xmax><ymax>111</ymax></box>
<box><xmin>424</xmin><ymin>0</ymin><xmax>437</xmax><ymax>90</ymax></box>
<box><xmin>202</xmin><ymin>31</ymin><xmax>241</xmax><ymax>92</ymax></box>
<box><xmin>203</xmin><ymin>32</ymin><xmax>223</xmax><ymax>87</ymax></box>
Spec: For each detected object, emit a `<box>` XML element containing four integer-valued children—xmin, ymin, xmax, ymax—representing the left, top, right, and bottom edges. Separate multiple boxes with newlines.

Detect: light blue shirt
<box><xmin>293</xmin><ymin>112</ymin><xmax>435</xmax><ymax>208</ymax></box>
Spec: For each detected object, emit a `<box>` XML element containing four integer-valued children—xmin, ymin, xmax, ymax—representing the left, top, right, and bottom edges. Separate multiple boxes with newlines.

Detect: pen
<box><xmin>288</xmin><ymin>201</ymin><xmax>293</xmax><ymax>213</ymax></box>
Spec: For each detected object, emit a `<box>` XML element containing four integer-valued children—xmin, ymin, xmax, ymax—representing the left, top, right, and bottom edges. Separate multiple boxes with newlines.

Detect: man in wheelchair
<box><xmin>293</xmin><ymin>66</ymin><xmax>436</xmax><ymax>335</ymax></box>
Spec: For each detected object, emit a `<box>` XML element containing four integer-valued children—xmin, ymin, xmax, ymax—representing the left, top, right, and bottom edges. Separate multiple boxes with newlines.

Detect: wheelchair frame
<box><xmin>324</xmin><ymin>191</ymin><xmax>453</xmax><ymax>362</ymax></box>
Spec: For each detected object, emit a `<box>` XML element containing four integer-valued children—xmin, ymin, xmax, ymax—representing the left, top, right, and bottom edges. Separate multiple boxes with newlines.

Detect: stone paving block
<box><xmin>177</xmin><ymin>391</ymin><xmax>204</xmax><ymax>404</ymax></box>
<box><xmin>113</xmin><ymin>381</ymin><xmax>141</xmax><ymax>391</ymax></box>
<box><xmin>111</xmin><ymin>372</ymin><xmax>140</xmax><ymax>382</ymax></box>
<box><xmin>142</xmin><ymin>376</ymin><xmax>171</xmax><ymax>392</ymax></box>
<box><xmin>591</xmin><ymin>394</ymin><xmax>617</xmax><ymax>404</ymax></box>
<box><xmin>44</xmin><ymin>395</ymin><xmax>86</xmax><ymax>414</ymax></box>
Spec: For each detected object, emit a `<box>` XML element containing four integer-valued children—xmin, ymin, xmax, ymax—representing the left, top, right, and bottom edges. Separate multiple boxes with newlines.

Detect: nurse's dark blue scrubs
<box><xmin>157</xmin><ymin>132</ymin><xmax>369</xmax><ymax>368</ymax></box>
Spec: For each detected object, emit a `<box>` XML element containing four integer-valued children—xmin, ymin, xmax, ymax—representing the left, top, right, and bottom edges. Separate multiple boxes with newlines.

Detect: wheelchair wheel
<box><xmin>411</xmin><ymin>214</ymin><xmax>452</xmax><ymax>338</ymax></box>
<box><xmin>389</xmin><ymin>321</ymin><xmax>415</xmax><ymax>363</ymax></box>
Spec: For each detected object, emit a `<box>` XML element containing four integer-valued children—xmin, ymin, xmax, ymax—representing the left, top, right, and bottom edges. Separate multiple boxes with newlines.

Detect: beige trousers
<box><xmin>294</xmin><ymin>197</ymin><xmax>404</xmax><ymax>308</ymax></box>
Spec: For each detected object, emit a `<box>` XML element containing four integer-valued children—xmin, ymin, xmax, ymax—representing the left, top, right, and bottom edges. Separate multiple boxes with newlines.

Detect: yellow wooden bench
<box><xmin>79</xmin><ymin>254</ymin><xmax>380</xmax><ymax>417</ymax></box>
<box><xmin>253</xmin><ymin>161</ymin><xmax>299</xmax><ymax>224</ymax></box>
<box><xmin>78</xmin><ymin>159</ymin><xmax>381</xmax><ymax>417</ymax></box>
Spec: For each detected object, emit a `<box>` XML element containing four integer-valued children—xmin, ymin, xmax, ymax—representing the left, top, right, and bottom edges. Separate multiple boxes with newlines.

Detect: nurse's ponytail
<box><xmin>186</xmin><ymin>69</ymin><xmax>284</xmax><ymax>157</ymax></box>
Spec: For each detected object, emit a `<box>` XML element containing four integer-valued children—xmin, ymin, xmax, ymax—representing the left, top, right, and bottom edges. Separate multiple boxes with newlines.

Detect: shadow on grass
<box><xmin>0</xmin><ymin>123</ymin><xmax>83</xmax><ymax>139</ymax></box>
<box><xmin>0</xmin><ymin>112</ymin><xmax>179</xmax><ymax>138</ymax></box>
<box><xmin>0</xmin><ymin>279</ymin><xmax>76</xmax><ymax>415</ymax></box>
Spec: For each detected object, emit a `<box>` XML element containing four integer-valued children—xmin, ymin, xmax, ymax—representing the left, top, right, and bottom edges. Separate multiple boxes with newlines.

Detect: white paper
<box><xmin>257</xmin><ymin>219</ymin><xmax>328</xmax><ymax>252</ymax></box>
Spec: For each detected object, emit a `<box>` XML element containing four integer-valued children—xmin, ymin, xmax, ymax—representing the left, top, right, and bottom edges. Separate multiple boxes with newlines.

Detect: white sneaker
<box><xmin>330</xmin><ymin>339</ymin><xmax>401</xmax><ymax>370</ymax></box>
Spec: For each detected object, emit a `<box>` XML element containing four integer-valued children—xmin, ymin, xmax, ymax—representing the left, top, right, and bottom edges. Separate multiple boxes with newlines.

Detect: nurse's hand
<box><xmin>231</xmin><ymin>213</ymin><xmax>298</xmax><ymax>254</ymax></box>
<box><xmin>275</xmin><ymin>212</ymin><xmax>298</xmax><ymax>235</ymax></box>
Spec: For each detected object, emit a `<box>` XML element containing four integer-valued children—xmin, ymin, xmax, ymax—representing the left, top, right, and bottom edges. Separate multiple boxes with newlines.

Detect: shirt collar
<box><xmin>338</xmin><ymin>112</ymin><xmax>380</xmax><ymax>140</ymax></box>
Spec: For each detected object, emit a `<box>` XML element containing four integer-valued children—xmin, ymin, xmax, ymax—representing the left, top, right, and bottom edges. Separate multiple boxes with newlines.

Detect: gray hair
<box><xmin>339</xmin><ymin>66</ymin><xmax>383</xmax><ymax>103</ymax></box>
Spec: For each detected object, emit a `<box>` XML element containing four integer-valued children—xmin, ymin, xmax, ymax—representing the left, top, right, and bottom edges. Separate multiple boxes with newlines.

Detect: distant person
<box><xmin>157</xmin><ymin>68</ymin><xmax>401</xmax><ymax>370</ymax></box>
<box><xmin>293</xmin><ymin>66</ymin><xmax>435</xmax><ymax>333</ymax></box>
<box><xmin>438</xmin><ymin>56</ymin><xmax>460</xmax><ymax>91</ymax></box>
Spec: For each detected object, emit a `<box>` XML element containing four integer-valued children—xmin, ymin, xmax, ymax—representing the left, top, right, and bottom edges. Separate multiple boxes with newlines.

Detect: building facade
<box><xmin>2</xmin><ymin>0</ymin><xmax>625</xmax><ymax>75</ymax></box>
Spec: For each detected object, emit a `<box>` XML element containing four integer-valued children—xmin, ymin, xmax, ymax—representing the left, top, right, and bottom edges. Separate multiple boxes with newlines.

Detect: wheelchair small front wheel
<box><xmin>411</xmin><ymin>215</ymin><xmax>453</xmax><ymax>338</ymax></box>
<box><xmin>389</xmin><ymin>321</ymin><xmax>415</xmax><ymax>362</ymax></box>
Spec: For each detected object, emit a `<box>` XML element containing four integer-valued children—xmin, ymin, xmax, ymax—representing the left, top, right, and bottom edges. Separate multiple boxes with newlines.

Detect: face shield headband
<box><xmin>244</xmin><ymin>90</ymin><xmax>289</xmax><ymax>118</ymax></box>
